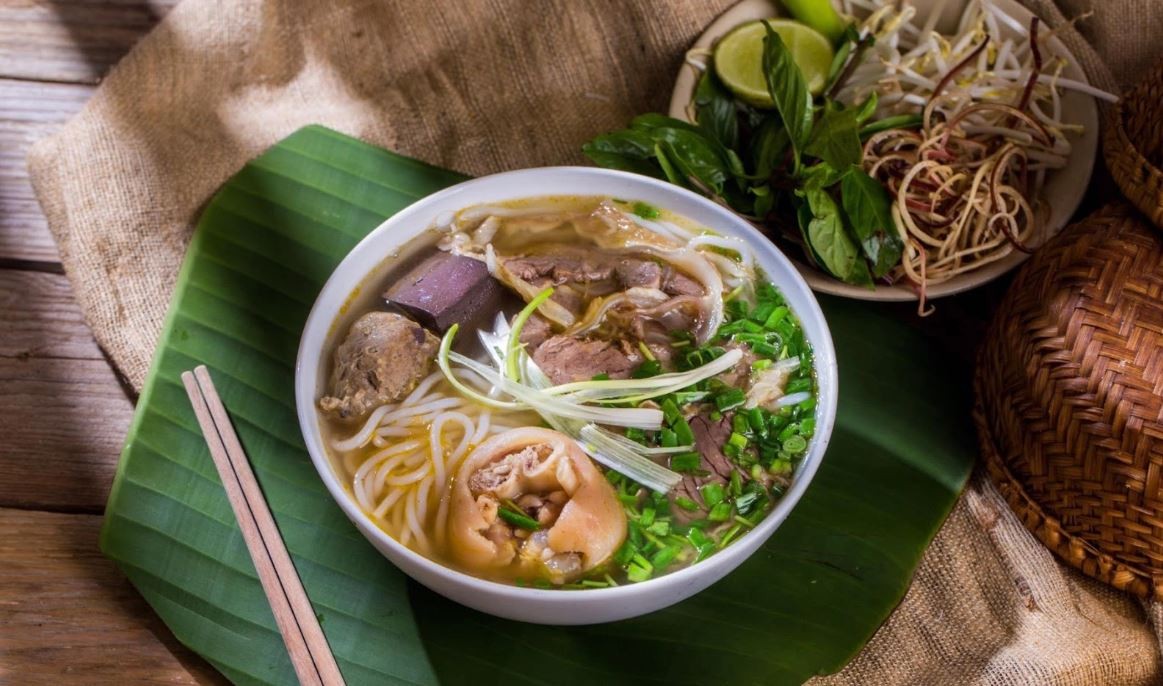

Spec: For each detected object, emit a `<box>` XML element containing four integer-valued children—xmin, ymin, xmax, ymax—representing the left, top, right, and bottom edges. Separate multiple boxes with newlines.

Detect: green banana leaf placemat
<box><xmin>100</xmin><ymin>125</ymin><xmax>975</xmax><ymax>686</ymax></box>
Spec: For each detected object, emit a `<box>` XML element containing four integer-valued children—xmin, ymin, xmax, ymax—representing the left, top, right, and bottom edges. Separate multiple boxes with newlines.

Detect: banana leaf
<box><xmin>100</xmin><ymin>125</ymin><xmax>975</xmax><ymax>686</ymax></box>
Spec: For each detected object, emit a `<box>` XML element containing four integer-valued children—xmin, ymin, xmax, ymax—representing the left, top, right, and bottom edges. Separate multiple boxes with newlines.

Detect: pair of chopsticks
<box><xmin>182</xmin><ymin>365</ymin><xmax>346</xmax><ymax>686</ymax></box>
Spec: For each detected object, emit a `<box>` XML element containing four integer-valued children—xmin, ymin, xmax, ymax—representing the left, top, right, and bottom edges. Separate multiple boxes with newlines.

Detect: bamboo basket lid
<box><xmin>1105</xmin><ymin>58</ymin><xmax>1163</xmax><ymax>228</ymax></box>
<box><xmin>975</xmin><ymin>203</ymin><xmax>1163</xmax><ymax>598</ymax></box>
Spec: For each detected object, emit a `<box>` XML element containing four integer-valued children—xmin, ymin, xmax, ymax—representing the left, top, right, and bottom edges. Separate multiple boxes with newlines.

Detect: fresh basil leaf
<box><xmin>694</xmin><ymin>70</ymin><xmax>740</xmax><ymax>151</ymax></box>
<box><xmin>762</xmin><ymin>23</ymin><xmax>814</xmax><ymax>163</ymax></box>
<box><xmin>582</xmin><ymin>130</ymin><xmax>665</xmax><ymax>178</ymax></box>
<box><xmin>795</xmin><ymin>199</ymin><xmax>827</xmax><ymax>269</ymax></box>
<box><xmin>799</xmin><ymin>185</ymin><xmax>871</xmax><ymax>286</ymax></box>
<box><xmin>804</xmin><ymin>102</ymin><xmax>862</xmax><ymax>171</ymax></box>
<box><xmin>752</xmin><ymin>184</ymin><xmax>775</xmax><ymax>219</ymax></box>
<box><xmin>751</xmin><ymin>115</ymin><xmax>791</xmax><ymax>179</ymax></box>
<box><xmin>653</xmin><ymin>142</ymin><xmax>688</xmax><ymax>187</ymax></box>
<box><xmin>654</xmin><ymin>129</ymin><xmax>730</xmax><ymax>194</ymax></box>
<box><xmin>840</xmin><ymin>169</ymin><xmax>903</xmax><ymax>278</ymax></box>
<box><xmin>631</xmin><ymin>113</ymin><xmax>702</xmax><ymax>133</ymax></box>
<box><xmin>801</xmin><ymin>161</ymin><xmax>851</xmax><ymax>190</ymax></box>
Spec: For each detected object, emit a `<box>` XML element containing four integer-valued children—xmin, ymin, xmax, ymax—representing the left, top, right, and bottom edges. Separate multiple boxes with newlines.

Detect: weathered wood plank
<box><xmin>0</xmin><ymin>268</ymin><xmax>134</xmax><ymax>511</ymax></box>
<box><xmin>0</xmin><ymin>0</ymin><xmax>178</xmax><ymax>84</ymax></box>
<box><xmin>0</xmin><ymin>507</ymin><xmax>227</xmax><ymax>684</ymax></box>
<box><xmin>0</xmin><ymin>78</ymin><xmax>95</xmax><ymax>262</ymax></box>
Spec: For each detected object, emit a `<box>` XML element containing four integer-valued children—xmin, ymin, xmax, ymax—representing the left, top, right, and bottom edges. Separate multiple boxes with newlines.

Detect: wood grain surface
<box><xmin>0</xmin><ymin>1</ymin><xmax>218</xmax><ymax>683</ymax></box>
<box><xmin>0</xmin><ymin>508</ymin><xmax>227</xmax><ymax>685</ymax></box>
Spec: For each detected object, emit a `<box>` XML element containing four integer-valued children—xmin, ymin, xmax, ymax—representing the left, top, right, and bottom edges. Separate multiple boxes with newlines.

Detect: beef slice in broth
<box><xmin>531</xmin><ymin>335</ymin><xmax>639</xmax><ymax>384</ymax></box>
<box><xmin>320</xmin><ymin>311</ymin><xmax>439</xmax><ymax>420</ymax></box>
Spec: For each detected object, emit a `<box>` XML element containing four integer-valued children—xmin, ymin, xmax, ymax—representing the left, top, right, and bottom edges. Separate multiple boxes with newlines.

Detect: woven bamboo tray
<box><xmin>975</xmin><ymin>203</ymin><xmax>1163</xmax><ymax>599</ymax></box>
<box><xmin>1105</xmin><ymin>58</ymin><xmax>1163</xmax><ymax>228</ymax></box>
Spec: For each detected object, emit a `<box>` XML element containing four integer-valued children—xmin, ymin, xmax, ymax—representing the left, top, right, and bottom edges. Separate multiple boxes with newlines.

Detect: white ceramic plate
<box><xmin>668</xmin><ymin>0</ymin><xmax>1099</xmax><ymax>302</ymax></box>
<box><xmin>296</xmin><ymin>167</ymin><xmax>838</xmax><ymax>625</ymax></box>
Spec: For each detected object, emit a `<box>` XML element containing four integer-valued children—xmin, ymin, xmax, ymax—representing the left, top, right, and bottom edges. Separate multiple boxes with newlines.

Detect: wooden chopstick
<box><xmin>182</xmin><ymin>365</ymin><xmax>346</xmax><ymax>686</ymax></box>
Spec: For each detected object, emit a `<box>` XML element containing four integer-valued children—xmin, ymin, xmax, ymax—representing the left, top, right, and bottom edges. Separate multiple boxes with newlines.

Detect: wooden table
<box><xmin>0</xmin><ymin>1</ymin><xmax>1079</xmax><ymax>683</ymax></box>
<box><xmin>0</xmin><ymin>1</ymin><xmax>227</xmax><ymax>682</ymax></box>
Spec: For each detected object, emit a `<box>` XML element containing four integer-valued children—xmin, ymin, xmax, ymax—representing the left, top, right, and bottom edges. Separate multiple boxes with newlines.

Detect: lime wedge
<box><xmin>713</xmin><ymin>19</ymin><xmax>834</xmax><ymax>107</ymax></box>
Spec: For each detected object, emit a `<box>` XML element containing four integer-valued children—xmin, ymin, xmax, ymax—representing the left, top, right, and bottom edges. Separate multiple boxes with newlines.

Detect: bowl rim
<box><xmin>294</xmin><ymin>165</ymin><xmax>838</xmax><ymax>606</ymax></box>
<box><xmin>666</xmin><ymin>0</ymin><xmax>1099</xmax><ymax>303</ymax></box>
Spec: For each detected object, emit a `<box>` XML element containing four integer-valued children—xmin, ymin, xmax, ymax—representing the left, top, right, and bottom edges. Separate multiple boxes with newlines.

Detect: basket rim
<box><xmin>1103</xmin><ymin>96</ymin><xmax>1163</xmax><ymax>229</ymax></box>
<box><xmin>971</xmin><ymin>396</ymin><xmax>1163</xmax><ymax>600</ymax></box>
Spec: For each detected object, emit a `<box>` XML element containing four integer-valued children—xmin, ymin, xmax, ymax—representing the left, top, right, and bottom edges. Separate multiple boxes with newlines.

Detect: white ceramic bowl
<box><xmin>668</xmin><ymin>0</ymin><xmax>1099</xmax><ymax>303</ymax></box>
<box><xmin>295</xmin><ymin>167</ymin><xmax>838</xmax><ymax>624</ymax></box>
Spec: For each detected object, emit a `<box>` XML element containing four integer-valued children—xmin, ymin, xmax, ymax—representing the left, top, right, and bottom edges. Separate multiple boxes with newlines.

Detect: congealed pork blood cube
<box><xmin>384</xmin><ymin>252</ymin><xmax>504</xmax><ymax>333</ymax></box>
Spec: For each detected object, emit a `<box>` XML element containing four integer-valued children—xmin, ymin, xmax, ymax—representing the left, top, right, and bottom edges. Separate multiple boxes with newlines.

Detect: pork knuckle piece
<box><xmin>319</xmin><ymin>311</ymin><xmax>438</xmax><ymax>420</ymax></box>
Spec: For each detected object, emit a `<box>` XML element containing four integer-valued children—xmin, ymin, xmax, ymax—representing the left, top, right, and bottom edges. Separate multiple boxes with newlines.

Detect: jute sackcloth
<box><xmin>26</xmin><ymin>1</ymin><xmax>1163</xmax><ymax>683</ymax></box>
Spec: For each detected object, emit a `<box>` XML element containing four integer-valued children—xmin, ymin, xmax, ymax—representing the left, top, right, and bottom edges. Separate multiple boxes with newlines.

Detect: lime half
<box><xmin>713</xmin><ymin>19</ymin><xmax>834</xmax><ymax>107</ymax></box>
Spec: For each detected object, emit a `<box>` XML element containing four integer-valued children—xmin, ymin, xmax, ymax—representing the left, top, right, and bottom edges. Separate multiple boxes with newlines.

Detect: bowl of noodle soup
<box><xmin>296</xmin><ymin>167</ymin><xmax>837</xmax><ymax>624</ymax></box>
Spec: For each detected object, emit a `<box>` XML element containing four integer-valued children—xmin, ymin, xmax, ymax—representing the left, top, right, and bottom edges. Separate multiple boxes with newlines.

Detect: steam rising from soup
<box><xmin>318</xmin><ymin>196</ymin><xmax>817</xmax><ymax>588</ymax></box>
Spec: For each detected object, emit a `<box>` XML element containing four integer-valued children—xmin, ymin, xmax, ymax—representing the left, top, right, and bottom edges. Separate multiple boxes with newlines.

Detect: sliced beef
<box><xmin>504</xmin><ymin>251</ymin><xmax>615</xmax><ymax>287</ymax></box>
<box><xmin>532</xmin><ymin>335</ymin><xmax>638</xmax><ymax>384</ymax></box>
<box><xmin>690</xmin><ymin>414</ymin><xmax>736</xmax><ymax>480</ymax></box>
<box><xmin>615</xmin><ymin>258</ymin><xmax>663</xmax><ymax>289</ymax></box>
<box><xmin>385</xmin><ymin>252</ymin><xmax>505</xmax><ymax>333</ymax></box>
<box><xmin>662</xmin><ymin>269</ymin><xmax>704</xmax><ymax>297</ymax></box>
<box><xmin>319</xmin><ymin>311</ymin><xmax>439</xmax><ymax>420</ymax></box>
<box><xmin>668</xmin><ymin>413</ymin><xmax>741</xmax><ymax>522</ymax></box>
<box><xmin>518</xmin><ymin>313</ymin><xmax>553</xmax><ymax>351</ymax></box>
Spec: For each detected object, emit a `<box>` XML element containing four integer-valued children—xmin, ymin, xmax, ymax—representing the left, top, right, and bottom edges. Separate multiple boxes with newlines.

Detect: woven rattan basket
<box><xmin>1104</xmin><ymin>59</ymin><xmax>1163</xmax><ymax>228</ymax></box>
<box><xmin>975</xmin><ymin>203</ymin><xmax>1163</xmax><ymax>599</ymax></box>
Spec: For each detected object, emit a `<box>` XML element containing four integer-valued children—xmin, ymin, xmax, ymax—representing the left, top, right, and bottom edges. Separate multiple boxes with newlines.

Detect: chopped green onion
<box><xmin>675</xmin><ymin>496</ymin><xmax>700</xmax><ymax>511</ymax></box>
<box><xmin>639</xmin><ymin>507</ymin><xmax>656</xmax><ymax>527</ymax></box>
<box><xmin>732</xmin><ymin>414</ymin><xmax>750</xmax><ymax>435</ymax></box>
<box><xmin>673</xmin><ymin>417</ymin><xmax>695</xmax><ymax>445</ymax></box>
<box><xmin>647</xmin><ymin>520</ymin><xmax>671</xmax><ymax>537</ymax></box>
<box><xmin>715</xmin><ymin>388</ymin><xmax>747</xmax><ymax>412</ymax></box>
<box><xmin>763</xmin><ymin>306</ymin><xmax>789</xmax><ymax>329</ymax></box>
<box><xmin>633</xmin><ymin>359</ymin><xmax>663</xmax><ymax>378</ymax></box>
<box><xmin>751</xmin><ymin>301</ymin><xmax>776</xmax><ymax>323</ymax></box>
<box><xmin>727</xmin><ymin>432</ymin><xmax>749</xmax><ymax>451</ymax></box>
<box><xmin>800</xmin><ymin>418</ymin><xmax>817</xmax><ymax>437</ymax></box>
<box><xmin>730</xmin><ymin>469</ymin><xmax>743</xmax><ymax>497</ymax></box>
<box><xmin>752</xmin><ymin>358</ymin><xmax>773</xmax><ymax>371</ymax></box>
<box><xmin>591</xmin><ymin>372</ymin><xmax>610</xmax><ymax>381</ymax></box>
<box><xmin>498</xmin><ymin>504</ymin><xmax>540</xmax><ymax>531</ymax></box>
<box><xmin>507</xmin><ymin>288</ymin><xmax>555</xmax><ymax>382</ymax></box>
<box><xmin>700</xmin><ymin>483</ymin><xmax>725</xmax><ymax>507</ymax></box>
<box><xmin>627</xmin><ymin>564</ymin><xmax>652</xmax><ymax>583</ymax></box>
<box><xmin>633</xmin><ymin>201</ymin><xmax>661</xmax><ymax>219</ymax></box>
<box><xmin>659</xmin><ymin>428</ymin><xmax>678</xmax><ymax>447</ymax></box>
<box><xmin>670</xmin><ymin>452</ymin><xmax>701</xmax><ymax>472</ymax></box>
<box><xmin>718</xmin><ymin>524</ymin><xmax>744</xmax><ymax>548</ymax></box>
<box><xmin>651</xmin><ymin>545</ymin><xmax>682</xmax><ymax>569</ymax></box>
<box><xmin>783</xmin><ymin>435</ymin><xmax>808</xmax><ymax>454</ymax></box>
<box><xmin>708</xmin><ymin>501</ymin><xmax>733</xmax><ymax>522</ymax></box>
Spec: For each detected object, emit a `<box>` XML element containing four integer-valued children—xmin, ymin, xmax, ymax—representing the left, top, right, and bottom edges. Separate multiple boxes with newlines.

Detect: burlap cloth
<box><xmin>26</xmin><ymin>0</ymin><xmax>1163</xmax><ymax>683</ymax></box>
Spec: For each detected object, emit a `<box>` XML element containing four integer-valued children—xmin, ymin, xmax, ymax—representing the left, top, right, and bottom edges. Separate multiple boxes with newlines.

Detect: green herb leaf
<box><xmin>798</xmin><ymin>187</ymin><xmax>872</xmax><ymax>287</ymax></box>
<box><xmin>762</xmin><ymin>22</ymin><xmax>814</xmax><ymax>165</ymax></box>
<box><xmin>840</xmin><ymin>169</ymin><xmax>904</xmax><ymax>277</ymax></box>
<box><xmin>751</xmin><ymin>115</ymin><xmax>791</xmax><ymax>179</ymax></box>
<box><xmin>694</xmin><ymin>69</ymin><xmax>739</xmax><ymax>151</ymax></box>
<box><xmin>582</xmin><ymin>130</ymin><xmax>662</xmax><ymax>178</ymax></box>
<box><xmin>804</xmin><ymin>102</ymin><xmax>862</xmax><ymax>171</ymax></box>
<box><xmin>801</xmin><ymin>161</ymin><xmax>850</xmax><ymax>189</ymax></box>
<box><xmin>655</xmin><ymin>130</ymin><xmax>731</xmax><ymax>195</ymax></box>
